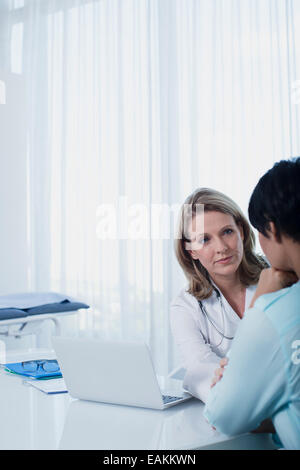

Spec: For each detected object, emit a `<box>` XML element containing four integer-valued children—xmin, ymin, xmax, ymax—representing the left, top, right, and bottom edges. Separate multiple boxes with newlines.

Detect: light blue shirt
<box><xmin>203</xmin><ymin>281</ymin><xmax>300</xmax><ymax>450</ymax></box>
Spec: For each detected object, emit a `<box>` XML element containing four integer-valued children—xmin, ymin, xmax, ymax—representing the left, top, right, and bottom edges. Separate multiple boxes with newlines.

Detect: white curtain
<box><xmin>1</xmin><ymin>0</ymin><xmax>300</xmax><ymax>374</ymax></box>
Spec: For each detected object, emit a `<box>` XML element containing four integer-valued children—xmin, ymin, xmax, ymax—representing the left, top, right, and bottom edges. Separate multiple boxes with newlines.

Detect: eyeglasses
<box><xmin>21</xmin><ymin>359</ymin><xmax>60</xmax><ymax>373</ymax></box>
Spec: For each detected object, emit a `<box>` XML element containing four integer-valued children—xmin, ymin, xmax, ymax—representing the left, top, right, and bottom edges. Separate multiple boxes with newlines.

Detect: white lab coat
<box><xmin>170</xmin><ymin>283</ymin><xmax>257</xmax><ymax>403</ymax></box>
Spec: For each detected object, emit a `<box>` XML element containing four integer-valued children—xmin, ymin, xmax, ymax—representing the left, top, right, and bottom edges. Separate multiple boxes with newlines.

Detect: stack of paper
<box><xmin>24</xmin><ymin>378</ymin><xmax>68</xmax><ymax>395</ymax></box>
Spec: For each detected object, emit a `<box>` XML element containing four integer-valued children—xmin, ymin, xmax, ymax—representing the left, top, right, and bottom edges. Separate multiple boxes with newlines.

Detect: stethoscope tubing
<box><xmin>198</xmin><ymin>287</ymin><xmax>234</xmax><ymax>347</ymax></box>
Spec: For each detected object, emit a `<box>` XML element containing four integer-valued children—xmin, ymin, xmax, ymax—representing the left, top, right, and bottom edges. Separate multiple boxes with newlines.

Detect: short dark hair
<box><xmin>248</xmin><ymin>157</ymin><xmax>300</xmax><ymax>242</ymax></box>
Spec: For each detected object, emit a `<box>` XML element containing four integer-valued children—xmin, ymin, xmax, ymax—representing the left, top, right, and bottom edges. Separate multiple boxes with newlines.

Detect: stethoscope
<box><xmin>198</xmin><ymin>287</ymin><xmax>235</xmax><ymax>347</ymax></box>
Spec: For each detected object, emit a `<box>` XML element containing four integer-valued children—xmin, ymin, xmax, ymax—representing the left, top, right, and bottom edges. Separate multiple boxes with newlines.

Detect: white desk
<box><xmin>0</xmin><ymin>349</ymin><xmax>278</xmax><ymax>450</ymax></box>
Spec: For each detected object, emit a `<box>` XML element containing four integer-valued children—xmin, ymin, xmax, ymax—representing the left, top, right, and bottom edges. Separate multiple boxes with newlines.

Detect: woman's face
<box><xmin>186</xmin><ymin>211</ymin><xmax>244</xmax><ymax>282</ymax></box>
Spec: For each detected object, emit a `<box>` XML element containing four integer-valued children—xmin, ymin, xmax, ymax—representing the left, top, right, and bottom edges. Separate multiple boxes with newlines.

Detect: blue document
<box><xmin>4</xmin><ymin>361</ymin><xmax>62</xmax><ymax>379</ymax></box>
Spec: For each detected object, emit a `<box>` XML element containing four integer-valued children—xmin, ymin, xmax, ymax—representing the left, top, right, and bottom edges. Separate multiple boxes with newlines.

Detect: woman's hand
<box><xmin>211</xmin><ymin>357</ymin><xmax>228</xmax><ymax>388</ymax></box>
<box><xmin>249</xmin><ymin>267</ymin><xmax>298</xmax><ymax>309</ymax></box>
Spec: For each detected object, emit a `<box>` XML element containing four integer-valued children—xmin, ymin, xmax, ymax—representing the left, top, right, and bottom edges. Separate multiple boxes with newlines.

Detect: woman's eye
<box><xmin>200</xmin><ymin>237</ymin><xmax>209</xmax><ymax>244</ymax></box>
<box><xmin>224</xmin><ymin>229</ymin><xmax>233</xmax><ymax>235</ymax></box>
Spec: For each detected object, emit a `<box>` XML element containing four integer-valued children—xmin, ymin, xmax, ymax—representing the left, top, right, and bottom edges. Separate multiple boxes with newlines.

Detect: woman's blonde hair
<box><xmin>175</xmin><ymin>188</ymin><xmax>268</xmax><ymax>300</ymax></box>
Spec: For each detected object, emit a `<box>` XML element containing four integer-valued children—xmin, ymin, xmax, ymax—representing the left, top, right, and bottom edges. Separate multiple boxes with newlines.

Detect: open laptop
<box><xmin>52</xmin><ymin>336</ymin><xmax>191</xmax><ymax>410</ymax></box>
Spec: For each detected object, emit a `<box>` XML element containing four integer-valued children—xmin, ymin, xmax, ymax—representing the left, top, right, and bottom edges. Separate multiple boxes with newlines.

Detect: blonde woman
<box><xmin>171</xmin><ymin>188</ymin><xmax>268</xmax><ymax>403</ymax></box>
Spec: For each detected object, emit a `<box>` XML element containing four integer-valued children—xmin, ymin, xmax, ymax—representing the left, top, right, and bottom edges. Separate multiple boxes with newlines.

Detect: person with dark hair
<box><xmin>248</xmin><ymin>157</ymin><xmax>300</xmax><ymax>242</ymax></box>
<box><xmin>203</xmin><ymin>157</ymin><xmax>300</xmax><ymax>450</ymax></box>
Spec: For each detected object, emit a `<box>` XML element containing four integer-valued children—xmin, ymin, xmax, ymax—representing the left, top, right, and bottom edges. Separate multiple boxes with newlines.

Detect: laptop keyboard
<box><xmin>162</xmin><ymin>395</ymin><xmax>181</xmax><ymax>404</ymax></box>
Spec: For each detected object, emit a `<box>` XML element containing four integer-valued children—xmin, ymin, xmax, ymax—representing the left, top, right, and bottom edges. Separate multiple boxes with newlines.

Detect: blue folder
<box><xmin>4</xmin><ymin>361</ymin><xmax>62</xmax><ymax>379</ymax></box>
